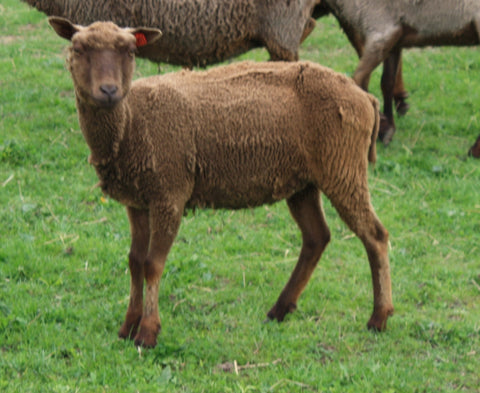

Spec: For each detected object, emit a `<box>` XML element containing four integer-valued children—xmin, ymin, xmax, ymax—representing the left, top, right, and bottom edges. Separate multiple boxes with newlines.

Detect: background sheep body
<box><xmin>314</xmin><ymin>0</ymin><xmax>480</xmax><ymax>155</ymax></box>
<box><xmin>23</xmin><ymin>0</ymin><xmax>320</xmax><ymax>66</ymax></box>
<box><xmin>50</xmin><ymin>18</ymin><xmax>393</xmax><ymax>348</ymax></box>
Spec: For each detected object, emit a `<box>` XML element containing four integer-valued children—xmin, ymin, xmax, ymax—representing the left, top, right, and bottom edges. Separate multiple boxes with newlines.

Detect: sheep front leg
<box><xmin>119</xmin><ymin>207</ymin><xmax>150</xmax><ymax>340</ymax></box>
<box><xmin>133</xmin><ymin>202</ymin><xmax>182</xmax><ymax>348</ymax></box>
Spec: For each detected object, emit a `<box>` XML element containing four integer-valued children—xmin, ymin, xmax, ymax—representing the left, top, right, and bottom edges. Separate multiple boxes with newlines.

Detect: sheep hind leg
<box><xmin>328</xmin><ymin>188</ymin><xmax>393</xmax><ymax>331</ymax></box>
<box><xmin>380</xmin><ymin>48</ymin><xmax>401</xmax><ymax>146</ymax></box>
<box><xmin>267</xmin><ymin>186</ymin><xmax>331</xmax><ymax>322</ymax></box>
<box><xmin>393</xmin><ymin>54</ymin><xmax>409</xmax><ymax>116</ymax></box>
<box><xmin>119</xmin><ymin>207</ymin><xmax>150</xmax><ymax>341</ymax></box>
<box><xmin>353</xmin><ymin>25</ymin><xmax>403</xmax><ymax>91</ymax></box>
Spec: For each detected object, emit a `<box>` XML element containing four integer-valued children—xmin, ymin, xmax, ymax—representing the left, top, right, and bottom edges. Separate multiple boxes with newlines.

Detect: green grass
<box><xmin>1</xmin><ymin>1</ymin><xmax>479</xmax><ymax>392</ymax></box>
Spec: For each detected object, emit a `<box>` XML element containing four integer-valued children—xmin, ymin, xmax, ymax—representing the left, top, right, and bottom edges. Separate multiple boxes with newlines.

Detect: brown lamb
<box><xmin>49</xmin><ymin>16</ymin><xmax>393</xmax><ymax>348</ymax></box>
<box><xmin>22</xmin><ymin>0</ymin><xmax>320</xmax><ymax>66</ymax></box>
<box><xmin>313</xmin><ymin>0</ymin><xmax>480</xmax><ymax>157</ymax></box>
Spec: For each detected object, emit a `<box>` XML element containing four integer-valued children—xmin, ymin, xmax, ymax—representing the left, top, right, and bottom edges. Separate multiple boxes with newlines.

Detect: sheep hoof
<box><xmin>381</xmin><ymin>128</ymin><xmax>396</xmax><ymax>147</ymax></box>
<box><xmin>118</xmin><ymin>325</ymin><xmax>137</xmax><ymax>341</ymax></box>
<box><xmin>118</xmin><ymin>315</ymin><xmax>142</xmax><ymax>340</ymax></box>
<box><xmin>379</xmin><ymin>118</ymin><xmax>396</xmax><ymax>147</ymax></box>
<box><xmin>134</xmin><ymin>331</ymin><xmax>158</xmax><ymax>348</ymax></box>
<box><xmin>394</xmin><ymin>94</ymin><xmax>409</xmax><ymax>116</ymax></box>
<box><xmin>366</xmin><ymin>307</ymin><xmax>394</xmax><ymax>332</ymax></box>
<box><xmin>266</xmin><ymin>302</ymin><xmax>297</xmax><ymax>322</ymax></box>
<box><xmin>395</xmin><ymin>100</ymin><xmax>409</xmax><ymax>117</ymax></box>
<box><xmin>133</xmin><ymin>321</ymin><xmax>161</xmax><ymax>348</ymax></box>
<box><xmin>468</xmin><ymin>140</ymin><xmax>480</xmax><ymax>158</ymax></box>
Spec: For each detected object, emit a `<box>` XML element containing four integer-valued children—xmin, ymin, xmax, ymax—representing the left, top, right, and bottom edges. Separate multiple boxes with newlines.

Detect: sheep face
<box><xmin>49</xmin><ymin>17</ymin><xmax>162</xmax><ymax>108</ymax></box>
<box><xmin>71</xmin><ymin>36</ymin><xmax>136</xmax><ymax>108</ymax></box>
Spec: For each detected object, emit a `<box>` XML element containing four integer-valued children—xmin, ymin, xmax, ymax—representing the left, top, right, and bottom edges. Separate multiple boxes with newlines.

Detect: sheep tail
<box><xmin>368</xmin><ymin>94</ymin><xmax>380</xmax><ymax>165</ymax></box>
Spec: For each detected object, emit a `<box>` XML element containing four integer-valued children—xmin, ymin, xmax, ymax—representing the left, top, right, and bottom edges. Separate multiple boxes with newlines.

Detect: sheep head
<box><xmin>49</xmin><ymin>17</ymin><xmax>162</xmax><ymax>108</ymax></box>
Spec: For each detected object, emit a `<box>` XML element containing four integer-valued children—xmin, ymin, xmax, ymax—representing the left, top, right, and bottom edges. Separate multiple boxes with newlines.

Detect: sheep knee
<box><xmin>303</xmin><ymin>228</ymin><xmax>331</xmax><ymax>261</ymax></box>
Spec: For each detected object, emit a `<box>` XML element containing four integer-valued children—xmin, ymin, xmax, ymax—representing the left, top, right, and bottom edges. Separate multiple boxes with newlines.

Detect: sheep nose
<box><xmin>99</xmin><ymin>84</ymin><xmax>118</xmax><ymax>98</ymax></box>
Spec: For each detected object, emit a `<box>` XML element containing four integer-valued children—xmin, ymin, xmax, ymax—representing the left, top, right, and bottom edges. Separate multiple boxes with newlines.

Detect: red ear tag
<box><xmin>135</xmin><ymin>33</ymin><xmax>148</xmax><ymax>47</ymax></box>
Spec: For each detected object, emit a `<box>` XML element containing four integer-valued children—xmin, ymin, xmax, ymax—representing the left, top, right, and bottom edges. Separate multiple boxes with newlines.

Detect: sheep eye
<box><xmin>127</xmin><ymin>46</ymin><xmax>137</xmax><ymax>56</ymax></box>
<box><xmin>72</xmin><ymin>46</ymin><xmax>83</xmax><ymax>55</ymax></box>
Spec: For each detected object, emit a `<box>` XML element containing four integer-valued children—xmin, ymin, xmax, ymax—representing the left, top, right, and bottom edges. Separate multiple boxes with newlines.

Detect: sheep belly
<box><xmin>188</xmin><ymin>137</ymin><xmax>310</xmax><ymax>209</ymax></box>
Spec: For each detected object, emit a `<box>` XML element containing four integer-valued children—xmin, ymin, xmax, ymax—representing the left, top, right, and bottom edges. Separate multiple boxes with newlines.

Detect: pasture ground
<box><xmin>1</xmin><ymin>1</ymin><xmax>479</xmax><ymax>392</ymax></box>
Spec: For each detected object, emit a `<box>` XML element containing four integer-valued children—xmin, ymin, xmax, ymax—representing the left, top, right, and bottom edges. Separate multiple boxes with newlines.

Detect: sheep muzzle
<box><xmin>94</xmin><ymin>83</ymin><xmax>121</xmax><ymax>107</ymax></box>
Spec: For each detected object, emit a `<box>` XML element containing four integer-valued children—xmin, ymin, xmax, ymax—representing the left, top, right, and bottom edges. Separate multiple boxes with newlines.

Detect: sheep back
<box><xmin>110</xmin><ymin>61</ymin><xmax>377</xmax><ymax>211</ymax></box>
<box><xmin>327</xmin><ymin>0</ymin><xmax>480</xmax><ymax>44</ymax></box>
<box><xmin>25</xmin><ymin>0</ymin><xmax>319</xmax><ymax>66</ymax></box>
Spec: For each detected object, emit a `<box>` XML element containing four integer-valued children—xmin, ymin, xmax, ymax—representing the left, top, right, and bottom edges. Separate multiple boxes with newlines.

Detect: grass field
<box><xmin>1</xmin><ymin>1</ymin><xmax>479</xmax><ymax>392</ymax></box>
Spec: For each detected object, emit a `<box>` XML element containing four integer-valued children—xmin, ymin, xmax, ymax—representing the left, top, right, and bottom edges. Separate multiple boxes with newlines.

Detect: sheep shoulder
<box><xmin>89</xmin><ymin>80</ymin><xmax>197</xmax><ymax>209</ymax></box>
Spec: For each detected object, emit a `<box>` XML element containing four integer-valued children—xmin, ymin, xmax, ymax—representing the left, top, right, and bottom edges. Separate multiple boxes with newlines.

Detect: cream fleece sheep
<box><xmin>314</xmin><ymin>0</ymin><xmax>480</xmax><ymax>155</ymax></box>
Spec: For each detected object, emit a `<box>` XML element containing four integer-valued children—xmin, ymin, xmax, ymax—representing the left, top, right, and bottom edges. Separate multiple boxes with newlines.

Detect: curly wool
<box><xmin>23</xmin><ymin>0</ymin><xmax>319</xmax><ymax>66</ymax></box>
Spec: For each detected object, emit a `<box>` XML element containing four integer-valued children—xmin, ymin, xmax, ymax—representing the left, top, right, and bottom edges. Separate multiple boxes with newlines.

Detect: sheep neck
<box><xmin>76</xmin><ymin>98</ymin><xmax>130</xmax><ymax>168</ymax></box>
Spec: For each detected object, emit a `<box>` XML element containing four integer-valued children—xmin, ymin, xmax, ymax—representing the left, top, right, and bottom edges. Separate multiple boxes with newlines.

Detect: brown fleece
<box><xmin>50</xmin><ymin>19</ymin><xmax>393</xmax><ymax>348</ymax></box>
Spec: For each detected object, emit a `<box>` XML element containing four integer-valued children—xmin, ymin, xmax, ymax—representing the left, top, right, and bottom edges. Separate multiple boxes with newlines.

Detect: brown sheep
<box><xmin>22</xmin><ymin>0</ymin><xmax>320</xmax><ymax>67</ymax></box>
<box><xmin>49</xmin><ymin>16</ymin><xmax>393</xmax><ymax>348</ymax></box>
<box><xmin>313</xmin><ymin>0</ymin><xmax>480</xmax><ymax>157</ymax></box>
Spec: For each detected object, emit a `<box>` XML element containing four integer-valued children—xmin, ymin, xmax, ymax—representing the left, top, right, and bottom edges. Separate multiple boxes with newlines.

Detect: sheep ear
<box><xmin>49</xmin><ymin>16</ymin><xmax>81</xmax><ymax>41</ymax></box>
<box><xmin>130</xmin><ymin>27</ymin><xmax>163</xmax><ymax>48</ymax></box>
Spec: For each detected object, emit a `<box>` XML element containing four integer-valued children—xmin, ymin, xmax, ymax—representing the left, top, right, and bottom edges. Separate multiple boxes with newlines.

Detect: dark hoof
<box><xmin>379</xmin><ymin>115</ymin><xmax>396</xmax><ymax>146</ymax></box>
<box><xmin>267</xmin><ymin>302</ymin><xmax>297</xmax><ymax>322</ymax></box>
<box><xmin>131</xmin><ymin>319</ymin><xmax>161</xmax><ymax>348</ymax></box>
<box><xmin>395</xmin><ymin>100</ymin><xmax>410</xmax><ymax>117</ymax></box>
<box><xmin>380</xmin><ymin>127</ymin><xmax>396</xmax><ymax>146</ymax></box>
<box><xmin>134</xmin><ymin>337</ymin><xmax>157</xmax><ymax>348</ymax></box>
<box><xmin>367</xmin><ymin>307</ymin><xmax>394</xmax><ymax>332</ymax></box>
<box><xmin>118</xmin><ymin>315</ymin><xmax>142</xmax><ymax>340</ymax></box>
<box><xmin>468</xmin><ymin>137</ymin><xmax>480</xmax><ymax>158</ymax></box>
<box><xmin>134</xmin><ymin>328</ymin><xmax>159</xmax><ymax>348</ymax></box>
<box><xmin>118</xmin><ymin>326</ymin><xmax>137</xmax><ymax>341</ymax></box>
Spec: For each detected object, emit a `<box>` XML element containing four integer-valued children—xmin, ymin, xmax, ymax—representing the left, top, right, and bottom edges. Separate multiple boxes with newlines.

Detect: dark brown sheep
<box><xmin>49</xmin><ymin>17</ymin><xmax>393</xmax><ymax>348</ymax></box>
<box><xmin>313</xmin><ymin>0</ymin><xmax>480</xmax><ymax>157</ymax></box>
<box><xmin>22</xmin><ymin>0</ymin><xmax>319</xmax><ymax>67</ymax></box>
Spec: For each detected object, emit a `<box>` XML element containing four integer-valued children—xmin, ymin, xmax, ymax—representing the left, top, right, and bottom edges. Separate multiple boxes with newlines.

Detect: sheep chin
<box><xmin>91</xmin><ymin>93</ymin><xmax>123</xmax><ymax>109</ymax></box>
